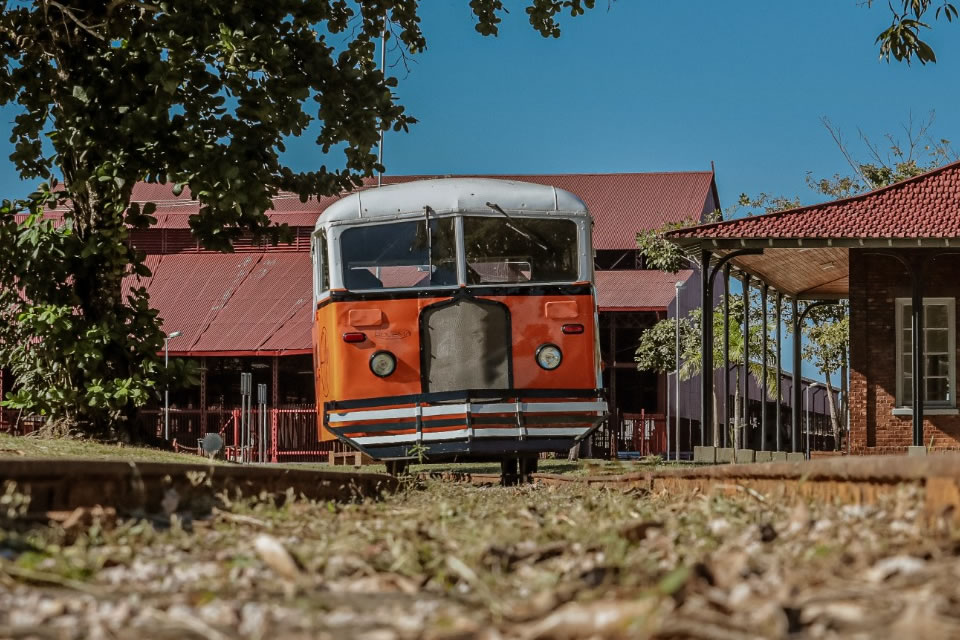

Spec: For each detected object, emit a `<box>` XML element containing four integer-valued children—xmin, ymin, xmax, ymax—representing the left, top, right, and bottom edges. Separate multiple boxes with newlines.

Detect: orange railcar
<box><xmin>312</xmin><ymin>178</ymin><xmax>607</xmax><ymax>473</ymax></box>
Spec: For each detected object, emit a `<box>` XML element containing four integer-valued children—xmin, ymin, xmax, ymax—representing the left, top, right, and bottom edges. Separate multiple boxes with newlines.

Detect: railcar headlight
<box><xmin>536</xmin><ymin>344</ymin><xmax>563</xmax><ymax>370</ymax></box>
<box><xmin>370</xmin><ymin>351</ymin><xmax>397</xmax><ymax>377</ymax></box>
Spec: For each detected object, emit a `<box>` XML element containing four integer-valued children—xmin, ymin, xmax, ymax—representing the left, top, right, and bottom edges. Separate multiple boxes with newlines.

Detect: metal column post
<box><xmin>722</xmin><ymin>264</ymin><xmax>730</xmax><ymax>448</ymax></box>
<box><xmin>741</xmin><ymin>273</ymin><xmax>751</xmax><ymax>451</ymax></box>
<box><xmin>673</xmin><ymin>280</ymin><xmax>682</xmax><ymax>462</ymax></box>
<box><xmin>700</xmin><ymin>249</ymin><xmax>713</xmax><ymax>446</ymax></box>
<box><xmin>199</xmin><ymin>357</ymin><xmax>207</xmax><ymax>434</ymax></box>
<box><xmin>271</xmin><ymin>356</ymin><xmax>279</xmax><ymax>463</ymax></box>
<box><xmin>775</xmin><ymin>292</ymin><xmax>782</xmax><ymax>452</ymax></box>
<box><xmin>665</xmin><ymin>375</ymin><xmax>671</xmax><ymax>458</ymax></box>
<box><xmin>609</xmin><ymin>314</ymin><xmax>618</xmax><ymax>457</ymax></box>
<box><xmin>760</xmin><ymin>284</ymin><xmax>768</xmax><ymax>451</ymax></box>
<box><xmin>791</xmin><ymin>298</ymin><xmax>801</xmax><ymax>454</ymax></box>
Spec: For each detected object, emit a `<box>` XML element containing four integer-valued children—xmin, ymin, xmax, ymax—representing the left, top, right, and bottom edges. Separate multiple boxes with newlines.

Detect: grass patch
<box><xmin>0</xmin><ymin>432</ymin><xmax>222</xmax><ymax>464</ymax></box>
<box><xmin>1</xmin><ymin>432</ymin><xmax>689</xmax><ymax>478</ymax></box>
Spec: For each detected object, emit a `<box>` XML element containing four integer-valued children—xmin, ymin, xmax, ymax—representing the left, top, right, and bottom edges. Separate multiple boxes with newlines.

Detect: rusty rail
<box><xmin>423</xmin><ymin>454</ymin><xmax>960</xmax><ymax>525</ymax></box>
<box><xmin>5</xmin><ymin>454</ymin><xmax>960</xmax><ymax>527</ymax></box>
<box><xmin>1</xmin><ymin>458</ymin><xmax>398</xmax><ymax>515</ymax></box>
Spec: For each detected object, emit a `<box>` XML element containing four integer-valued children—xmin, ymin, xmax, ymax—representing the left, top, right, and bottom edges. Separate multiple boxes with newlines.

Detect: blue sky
<box><xmin>2</xmin><ymin>2</ymin><xmax>958</xmax><ymax>205</ymax></box>
<box><xmin>375</xmin><ymin>1</ymin><xmax>960</xmax><ymax>207</ymax></box>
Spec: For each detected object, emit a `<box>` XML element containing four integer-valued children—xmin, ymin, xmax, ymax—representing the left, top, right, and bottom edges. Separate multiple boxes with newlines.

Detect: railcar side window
<box><xmin>318</xmin><ymin>229</ymin><xmax>329</xmax><ymax>291</ymax></box>
<box><xmin>463</xmin><ymin>217</ymin><xmax>578</xmax><ymax>284</ymax></box>
<box><xmin>340</xmin><ymin>219</ymin><xmax>457</xmax><ymax>290</ymax></box>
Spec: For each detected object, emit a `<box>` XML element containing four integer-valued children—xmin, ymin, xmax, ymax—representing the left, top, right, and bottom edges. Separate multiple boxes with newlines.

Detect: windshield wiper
<box><xmin>485</xmin><ymin>201</ymin><xmax>550</xmax><ymax>252</ymax></box>
<box><xmin>424</xmin><ymin>205</ymin><xmax>434</xmax><ymax>277</ymax></box>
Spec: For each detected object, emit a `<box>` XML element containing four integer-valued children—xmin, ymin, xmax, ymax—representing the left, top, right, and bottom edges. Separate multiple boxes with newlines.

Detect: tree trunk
<box><xmin>824</xmin><ymin>371</ymin><xmax>841</xmax><ymax>450</ymax></box>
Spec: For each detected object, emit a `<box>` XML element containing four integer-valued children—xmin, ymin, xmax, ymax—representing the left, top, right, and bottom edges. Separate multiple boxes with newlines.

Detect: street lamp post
<box><xmin>804</xmin><ymin>381</ymin><xmax>821</xmax><ymax>459</ymax></box>
<box><xmin>164</xmin><ymin>330</ymin><xmax>182</xmax><ymax>441</ymax></box>
<box><xmin>674</xmin><ymin>280</ymin><xmax>683</xmax><ymax>463</ymax></box>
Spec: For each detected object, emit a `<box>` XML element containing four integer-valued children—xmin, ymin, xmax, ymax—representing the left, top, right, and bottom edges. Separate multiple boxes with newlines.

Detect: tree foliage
<box><xmin>870</xmin><ymin>0</ymin><xmax>959</xmax><ymax>64</ymax></box>
<box><xmin>635</xmin><ymin>293</ymin><xmax>778</xmax><ymax>395</ymax></box>
<box><xmin>635</xmin><ymin>210</ymin><xmax>720</xmax><ymax>274</ymax></box>
<box><xmin>0</xmin><ymin>0</ymin><xmax>595</xmax><ymax>435</ymax></box>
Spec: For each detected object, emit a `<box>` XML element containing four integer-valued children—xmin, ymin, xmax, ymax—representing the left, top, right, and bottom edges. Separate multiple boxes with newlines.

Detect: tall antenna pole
<box><xmin>377</xmin><ymin>26</ymin><xmax>386</xmax><ymax>188</ymax></box>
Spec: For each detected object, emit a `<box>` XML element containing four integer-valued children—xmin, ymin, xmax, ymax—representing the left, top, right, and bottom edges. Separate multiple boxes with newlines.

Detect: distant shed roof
<box><xmin>125</xmin><ymin>252</ymin><xmax>312</xmax><ymax>355</ymax></box>
<box><xmin>123</xmin><ymin>171</ymin><xmax>716</xmax><ymax>249</ymax></box>
<box><xmin>595</xmin><ymin>270</ymin><xmax>692</xmax><ymax>311</ymax></box>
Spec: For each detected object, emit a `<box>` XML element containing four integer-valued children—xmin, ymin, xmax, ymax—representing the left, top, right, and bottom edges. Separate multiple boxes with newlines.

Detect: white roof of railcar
<box><xmin>315</xmin><ymin>178</ymin><xmax>589</xmax><ymax>229</ymax></box>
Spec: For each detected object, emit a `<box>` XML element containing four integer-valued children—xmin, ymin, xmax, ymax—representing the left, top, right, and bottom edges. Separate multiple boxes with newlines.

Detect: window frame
<box><xmin>460</xmin><ymin>213</ymin><xmax>582</xmax><ymax>288</ymax></box>
<box><xmin>331</xmin><ymin>213</ymin><xmax>584</xmax><ymax>292</ymax></box>
<box><xmin>895</xmin><ymin>297</ymin><xmax>956</xmax><ymax>409</ymax></box>
<box><xmin>312</xmin><ymin>228</ymin><xmax>330</xmax><ymax>307</ymax></box>
<box><xmin>337</xmin><ymin>217</ymin><xmax>460</xmax><ymax>292</ymax></box>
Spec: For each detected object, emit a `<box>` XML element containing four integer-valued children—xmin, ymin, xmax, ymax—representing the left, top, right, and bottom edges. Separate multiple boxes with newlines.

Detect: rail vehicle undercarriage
<box><xmin>324</xmin><ymin>388</ymin><xmax>607</xmax><ymax>484</ymax></box>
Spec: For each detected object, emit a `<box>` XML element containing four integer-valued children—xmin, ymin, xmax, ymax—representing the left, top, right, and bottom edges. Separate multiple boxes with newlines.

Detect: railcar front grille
<box><xmin>421</xmin><ymin>298</ymin><xmax>511</xmax><ymax>392</ymax></box>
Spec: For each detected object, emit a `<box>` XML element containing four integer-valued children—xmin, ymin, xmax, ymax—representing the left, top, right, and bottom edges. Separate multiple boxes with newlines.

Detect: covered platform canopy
<box><xmin>666</xmin><ymin>160</ymin><xmax>960</xmax><ymax>451</ymax></box>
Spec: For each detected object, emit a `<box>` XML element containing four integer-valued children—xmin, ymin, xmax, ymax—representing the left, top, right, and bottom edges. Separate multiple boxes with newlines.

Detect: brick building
<box><xmin>668</xmin><ymin>160</ymin><xmax>960</xmax><ymax>454</ymax></box>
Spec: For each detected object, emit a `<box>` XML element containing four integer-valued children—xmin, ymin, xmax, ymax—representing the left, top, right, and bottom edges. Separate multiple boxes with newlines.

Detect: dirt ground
<box><xmin>3</xmin><ymin>474</ymin><xmax>960</xmax><ymax>640</ymax></box>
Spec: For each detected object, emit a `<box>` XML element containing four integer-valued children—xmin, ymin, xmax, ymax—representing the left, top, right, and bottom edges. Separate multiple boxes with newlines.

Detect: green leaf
<box><xmin>71</xmin><ymin>85</ymin><xmax>90</xmax><ymax>104</ymax></box>
<box><xmin>657</xmin><ymin>566</ymin><xmax>690</xmax><ymax>595</ymax></box>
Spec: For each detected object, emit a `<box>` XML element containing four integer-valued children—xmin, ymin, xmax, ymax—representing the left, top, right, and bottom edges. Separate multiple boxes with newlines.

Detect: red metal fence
<box><xmin>136</xmin><ymin>405</ymin><xmax>339</xmax><ymax>462</ymax></box>
<box><xmin>0</xmin><ymin>409</ymin><xmax>44</xmax><ymax>436</ymax></box>
<box><xmin>574</xmin><ymin>412</ymin><xmax>669</xmax><ymax>459</ymax></box>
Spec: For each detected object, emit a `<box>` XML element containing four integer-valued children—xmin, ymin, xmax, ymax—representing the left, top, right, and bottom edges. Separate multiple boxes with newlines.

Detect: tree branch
<box><xmin>44</xmin><ymin>1</ymin><xmax>106</xmax><ymax>41</ymax></box>
<box><xmin>821</xmin><ymin>116</ymin><xmax>870</xmax><ymax>186</ymax></box>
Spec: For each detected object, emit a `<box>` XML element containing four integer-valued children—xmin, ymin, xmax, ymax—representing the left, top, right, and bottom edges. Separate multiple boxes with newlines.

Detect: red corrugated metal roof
<box><xmin>595</xmin><ymin>269</ymin><xmax>693</xmax><ymax>310</ymax></box>
<box><xmin>127</xmin><ymin>259</ymin><xmax>692</xmax><ymax>354</ymax></box>
<box><xmin>124</xmin><ymin>252</ymin><xmax>313</xmax><ymax>354</ymax></box>
<box><xmin>668</xmin><ymin>159</ymin><xmax>960</xmax><ymax>240</ymax></box>
<box><xmin>116</xmin><ymin>172</ymin><xmax>717</xmax><ymax>355</ymax></box>
<box><xmin>129</xmin><ymin>172</ymin><xmax>716</xmax><ymax>248</ymax></box>
<box><xmin>468</xmin><ymin>173</ymin><xmax>716</xmax><ymax>250</ymax></box>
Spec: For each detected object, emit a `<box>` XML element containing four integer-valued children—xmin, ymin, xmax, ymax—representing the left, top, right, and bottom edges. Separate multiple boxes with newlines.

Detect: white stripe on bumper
<box><xmin>328</xmin><ymin>400</ymin><xmax>606</xmax><ymax>424</ymax></box>
<box><xmin>352</xmin><ymin>426</ymin><xmax>593</xmax><ymax>447</ymax></box>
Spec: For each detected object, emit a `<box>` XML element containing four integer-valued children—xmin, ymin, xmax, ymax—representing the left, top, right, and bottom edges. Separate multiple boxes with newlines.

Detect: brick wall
<box><xmin>849</xmin><ymin>249</ymin><xmax>960</xmax><ymax>450</ymax></box>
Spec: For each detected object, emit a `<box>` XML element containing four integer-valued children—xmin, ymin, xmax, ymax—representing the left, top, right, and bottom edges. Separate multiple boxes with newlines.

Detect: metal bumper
<box><xmin>323</xmin><ymin>389</ymin><xmax>607</xmax><ymax>461</ymax></box>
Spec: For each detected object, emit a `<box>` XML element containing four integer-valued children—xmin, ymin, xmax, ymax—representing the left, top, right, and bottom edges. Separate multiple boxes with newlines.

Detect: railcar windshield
<box><xmin>337</xmin><ymin>215</ymin><xmax>580</xmax><ymax>290</ymax></box>
<box><xmin>340</xmin><ymin>218</ymin><xmax>458</xmax><ymax>289</ymax></box>
<box><xmin>463</xmin><ymin>216</ymin><xmax>578</xmax><ymax>284</ymax></box>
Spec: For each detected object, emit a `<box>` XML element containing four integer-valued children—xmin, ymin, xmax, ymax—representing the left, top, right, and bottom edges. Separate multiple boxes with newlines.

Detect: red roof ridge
<box><xmin>666</xmin><ymin>157</ymin><xmax>960</xmax><ymax>239</ymax></box>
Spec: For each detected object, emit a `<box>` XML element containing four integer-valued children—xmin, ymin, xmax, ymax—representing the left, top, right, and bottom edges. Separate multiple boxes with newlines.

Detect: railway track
<box><xmin>421</xmin><ymin>453</ymin><xmax>960</xmax><ymax>526</ymax></box>
<box><xmin>0</xmin><ymin>458</ymin><xmax>398</xmax><ymax>517</ymax></box>
<box><xmin>3</xmin><ymin>454</ymin><xmax>960</xmax><ymax>525</ymax></box>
